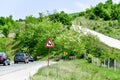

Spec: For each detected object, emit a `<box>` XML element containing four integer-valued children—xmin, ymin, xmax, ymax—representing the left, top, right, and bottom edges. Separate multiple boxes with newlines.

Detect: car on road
<box><xmin>0</xmin><ymin>52</ymin><xmax>10</xmax><ymax>66</ymax></box>
<box><xmin>14</xmin><ymin>53</ymin><xmax>29</xmax><ymax>64</ymax></box>
<box><xmin>28</xmin><ymin>55</ymin><xmax>34</xmax><ymax>62</ymax></box>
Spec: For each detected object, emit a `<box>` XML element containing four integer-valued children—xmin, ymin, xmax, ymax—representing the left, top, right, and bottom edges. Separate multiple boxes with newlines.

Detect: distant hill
<box><xmin>71</xmin><ymin>0</ymin><xmax>120</xmax><ymax>40</ymax></box>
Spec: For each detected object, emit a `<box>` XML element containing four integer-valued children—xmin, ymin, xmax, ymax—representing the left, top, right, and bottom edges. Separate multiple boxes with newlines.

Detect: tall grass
<box><xmin>32</xmin><ymin>59</ymin><xmax>120</xmax><ymax>80</ymax></box>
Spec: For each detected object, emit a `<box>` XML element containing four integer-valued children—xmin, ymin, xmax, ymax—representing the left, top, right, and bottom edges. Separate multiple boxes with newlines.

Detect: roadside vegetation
<box><xmin>32</xmin><ymin>59</ymin><xmax>120</xmax><ymax>80</ymax></box>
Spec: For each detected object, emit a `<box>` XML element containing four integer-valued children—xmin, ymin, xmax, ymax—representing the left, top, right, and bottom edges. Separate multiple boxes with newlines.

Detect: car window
<box><xmin>15</xmin><ymin>53</ymin><xmax>26</xmax><ymax>57</ymax></box>
<box><xmin>0</xmin><ymin>52</ymin><xmax>5</xmax><ymax>56</ymax></box>
<box><xmin>0</xmin><ymin>54</ymin><xmax>3</xmax><ymax>56</ymax></box>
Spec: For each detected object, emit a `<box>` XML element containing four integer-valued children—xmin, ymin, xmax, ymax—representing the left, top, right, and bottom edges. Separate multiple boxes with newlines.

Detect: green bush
<box><xmin>87</xmin><ymin>54</ymin><xmax>93</xmax><ymax>63</ymax></box>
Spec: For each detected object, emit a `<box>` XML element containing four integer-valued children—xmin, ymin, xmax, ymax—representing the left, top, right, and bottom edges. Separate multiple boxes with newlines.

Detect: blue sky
<box><xmin>0</xmin><ymin>0</ymin><xmax>119</xmax><ymax>20</ymax></box>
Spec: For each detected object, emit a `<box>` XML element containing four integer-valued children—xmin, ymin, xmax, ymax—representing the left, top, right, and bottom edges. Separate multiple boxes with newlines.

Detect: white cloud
<box><xmin>75</xmin><ymin>2</ymin><xmax>90</xmax><ymax>11</ymax></box>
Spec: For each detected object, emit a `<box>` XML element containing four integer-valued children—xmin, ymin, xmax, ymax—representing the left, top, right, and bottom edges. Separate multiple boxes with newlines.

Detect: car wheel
<box><xmin>24</xmin><ymin>61</ymin><xmax>27</xmax><ymax>64</ymax></box>
<box><xmin>14</xmin><ymin>61</ymin><xmax>18</xmax><ymax>64</ymax></box>
<box><xmin>8</xmin><ymin>62</ymin><xmax>10</xmax><ymax>65</ymax></box>
<box><xmin>25</xmin><ymin>59</ymin><xmax>29</xmax><ymax>64</ymax></box>
<box><xmin>3</xmin><ymin>61</ymin><xmax>7</xmax><ymax>66</ymax></box>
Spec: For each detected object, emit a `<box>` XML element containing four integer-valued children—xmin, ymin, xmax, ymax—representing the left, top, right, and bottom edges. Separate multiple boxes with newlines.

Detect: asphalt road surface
<box><xmin>0</xmin><ymin>61</ymin><xmax>56</xmax><ymax>80</ymax></box>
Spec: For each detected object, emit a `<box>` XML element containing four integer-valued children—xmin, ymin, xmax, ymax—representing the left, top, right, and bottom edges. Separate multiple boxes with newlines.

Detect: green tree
<box><xmin>49</xmin><ymin>11</ymin><xmax>72</xmax><ymax>28</ymax></box>
<box><xmin>0</xmin><ymin>17</ymin><xmax>5</xmax><ymax>26</ymax></box>
<box><xmin>2</xmin><ymin>24</ymin><xmax>11</xmax><ymax>37</ymax></box>
<box><xmin>15</xmin><ymin>19</ymin><xmax>62</xmax><ymax>58</ymax></box>
<box><xmin>38</xmin><ymin>13</ymin><xmax>44</xmax><ymax>22</ymax></box>
<box><xmin>0</xmin><ymin>15</ymin><xmax>18</xmax><ymax>37</ymax></box>
<box><xmin>81</xmin><ymin>34</ymin><xmax>102</xmax><ymax>57</ymax></box>
<box><xmin>25</xmin><ymin>15</ymin><xmax>38</xmax><ymax>24</ymax></box>
<box><xmin>94</xmin><ymin>3</ymin><xmax>104</xmax><ymax>18</ymax></box>
<box><xmin>102</xmin><ymin>10</ymin><xmax>111</xmax><ymax>20</ymax></box>
<box><xmin>105</xmin><ymin>0</ymin><xmax>113</xmax><ymax>5</ymax></box>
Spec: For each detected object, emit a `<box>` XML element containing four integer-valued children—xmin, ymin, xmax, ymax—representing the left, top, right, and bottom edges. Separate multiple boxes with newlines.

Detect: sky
<box><xmin>0</xmin><ymin>0</ymin><xmax>119</xmax><ymax>20</ymax></box>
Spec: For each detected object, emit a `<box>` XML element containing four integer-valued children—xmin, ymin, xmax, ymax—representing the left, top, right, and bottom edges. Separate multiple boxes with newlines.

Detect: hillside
<box><xmin>73</xmin><ymin>17</ymin><xmax>120</xmax><ymax>40</ymax></box>
<box><xmin>71</xmin><ymin>0</ymin><xmax>120</xmax><ymax>40</ymax></box>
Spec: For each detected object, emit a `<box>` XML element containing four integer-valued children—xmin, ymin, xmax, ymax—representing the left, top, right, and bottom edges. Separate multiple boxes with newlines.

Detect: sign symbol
<box><xmin>48</xmin><ymin>41</ymin><xmax>51</xmax><ymax>45</ymax></box>
<box><xmin>45</xmin><ymin>39</ymin><xmax>54</xmax><ymax>48</ymax></box>
<box><xmin>48</xmin><ymin>43</ymin><xmax>51</xmax><ymax>45</ymax></box>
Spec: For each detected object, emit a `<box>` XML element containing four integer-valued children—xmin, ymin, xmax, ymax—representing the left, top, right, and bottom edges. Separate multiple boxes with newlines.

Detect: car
<box><xmin>0</xmin><ymin>52</ymin><xmax>10</xmax><ymax>66</ymax></box>
<box><xmin>28</xmin><ymin>55</ymin><xmax>34</xmax><ymax>62</ymax></box>
<box><xmin>14</xmin><ymin>53</ymin><xmax>29</xmax><ymax>64</ymax></box>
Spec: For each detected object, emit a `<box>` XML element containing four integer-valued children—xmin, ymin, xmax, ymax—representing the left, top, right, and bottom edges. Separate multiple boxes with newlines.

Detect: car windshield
<box><xmin>0</xmin><ymin>52</ymin><xmax>5</xmax><ymax>56</ymax></box>
<box><xmin>15</xmin><ymin>53</ymin><xmax>25</xmax><ymax>56</ymax></box>
<box><xmin>0</xmin><ymin>54</ymin><xmax>3</xmax><ymax>56</ymax></box>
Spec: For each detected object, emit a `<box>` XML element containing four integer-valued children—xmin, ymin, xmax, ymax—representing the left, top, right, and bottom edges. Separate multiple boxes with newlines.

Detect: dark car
<box><xmin>0</xmin><ymin>52</ymin><xmax>10</xmax><ymax>66</ymax></box>
<box><xmin>14</xmin><ymin>53</ymin><xmax>29</xmax><ymax>64</ymax></box>
<box><xmin>28</xmin><ymin>55</ymin><xmax>34</xmax><ymax>62</ymax></box>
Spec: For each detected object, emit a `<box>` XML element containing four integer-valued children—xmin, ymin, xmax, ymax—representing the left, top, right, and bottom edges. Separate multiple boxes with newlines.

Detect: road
<box><xmin>0</xmin><ymin>61</ymin><xmax>56</xmax><ymax>80</ymax></box>
<box><xmin>72</xmin><ymin>25</ymin><xmax>120</xmax><ymax>49</ymax></box>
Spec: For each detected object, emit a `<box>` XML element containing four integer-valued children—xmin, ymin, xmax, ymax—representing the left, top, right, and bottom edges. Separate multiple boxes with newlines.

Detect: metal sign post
<box><xmin>48</xmin><ymin>48</ymin><xmax>50</xmax><ymax>66</ymax></box>
<box><xmin>45</xmin><ymin>39</ymin><xmax>54</xmax><ymax>66</ymax></box>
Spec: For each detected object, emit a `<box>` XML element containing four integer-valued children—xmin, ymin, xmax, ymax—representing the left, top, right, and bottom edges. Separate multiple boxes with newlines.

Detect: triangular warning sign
<box><xmin>45</xmin><ymin>39</ymin><xmax>54</xmax><ymax>48</ymax></box>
